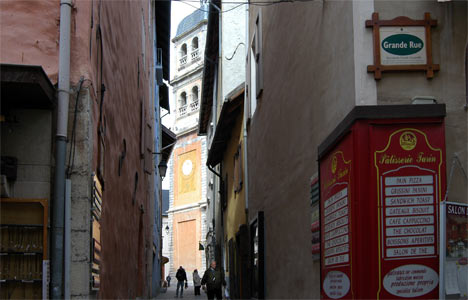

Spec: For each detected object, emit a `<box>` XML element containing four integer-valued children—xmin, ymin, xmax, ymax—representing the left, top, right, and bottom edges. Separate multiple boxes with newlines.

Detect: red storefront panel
<box><xmin>371</xmin><ymin>123</ymin><xmax>445</xmax><ymax>299</ymax></box>
<box><xmin>318</xmin><ymin>105</ymin><xmax>446</xmax><ymax>299</ymax></box>
<box><xmin>320</xmin><ymin>133</ymin><xmax>353</xmax><ymax>299</ymax></box>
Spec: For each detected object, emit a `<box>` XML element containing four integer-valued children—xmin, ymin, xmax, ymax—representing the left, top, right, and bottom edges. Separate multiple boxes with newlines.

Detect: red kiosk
<box><xmin>318</xmin><ymin>105</ymin><xmax>446</xmax><ymax>299</ymax></box>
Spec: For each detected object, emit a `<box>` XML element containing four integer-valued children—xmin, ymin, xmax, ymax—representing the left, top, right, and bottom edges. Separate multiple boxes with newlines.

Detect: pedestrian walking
<box><xmin>175</xmin><ymin>266</ymin><xmax>188</xmax><ymax>298</ymax></box>
<box><xmin>201</xmin><ymin>261</ymin><xmax>226</xmax><ymax>300</ymax></box>
<box><xmin>166</xmin><ymin>275</ymin><xmax>172</xmax><ymax>287</ymax></box>
<box><xmin>193</xmin><ymin>269</ymin><xmax>202</xmax><ymax>296</ymax></box>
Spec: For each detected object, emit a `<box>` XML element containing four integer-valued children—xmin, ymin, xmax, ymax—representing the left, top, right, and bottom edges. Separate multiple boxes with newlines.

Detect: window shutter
<box><xmin>234</xmin><ymin>143</ymin><xmax>243</xmax><ymax>193</ymax></box>
<box><xmin>144</xmin><ymin>122</ymin><xmax>153</xmax><ymax>174</ymax></box>
<box><xmin>255</xmin><ymin>12</ymin><xmax>263</xmax><ymax>98</ymax></box>
<box><xmin>140</xmin><ymin>100</ymin><xmax>145</xmax><ymax>158</ymax></box>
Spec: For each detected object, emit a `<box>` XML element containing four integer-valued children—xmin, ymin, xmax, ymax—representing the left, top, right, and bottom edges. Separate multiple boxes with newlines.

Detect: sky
<box><xmin>161</xmin><ymin>0</ymin><xmax>200</xmax><ymax>190</ymax></box>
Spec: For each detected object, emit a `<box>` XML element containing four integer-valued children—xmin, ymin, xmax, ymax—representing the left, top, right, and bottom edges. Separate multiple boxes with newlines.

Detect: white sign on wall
<box><xmin>379</xmin><ymin>26</ymin><xmax>427</xmax><ymax>66</ymax></box>
<box><xmin>323</xmin><ymin>271</ymin><xmax>351</xmax><ymax>299</ymax></box>
<box><xmin>383</xmin><ymin>264</ymin><xmax>438</xmax><ymax>298</ymax></box>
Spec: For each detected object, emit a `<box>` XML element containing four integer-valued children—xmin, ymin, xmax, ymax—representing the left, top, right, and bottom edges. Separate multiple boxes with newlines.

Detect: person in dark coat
<box><xmin>175</xmin><ymin>266</ymin><xmax>188</xmax><ymax>298</ymax></box>
<box><xmin>201</xmin><ymin>261</ymin><xmax>226</xmax><ymax>300</ymax></box>
<box><xmin>166</xmin><ymin>275</ymin><xmax>171</xmax><ymax>287</ymax></box>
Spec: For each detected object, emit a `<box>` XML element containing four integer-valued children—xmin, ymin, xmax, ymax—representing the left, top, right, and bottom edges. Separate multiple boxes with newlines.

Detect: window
<box><xmin>249</xmin><ymin>12</ymin><xmax>263</xmax><ymax>118</ymax></box>
<box><xmin>179</xmin><ymin>92</ymin><xmax>188</xmax><ymax>116</ymax></box>
<box><xmin>180</xmin><ymin>43</ymin><xmax>187</xmax><ymax>57</ymax></box>
<box><xmin>250</xmin><ymin>212</ymin><xmax>264</xmax><ymax>299</ymax></box>
<box><xmin>191</xmin><ymin>37</ymin><xmax>199</xmax><ymax>50</ymax></box>
<box><xmin>180</xmin><ymin>44</ymin><xmax>188</xmax><ymax>66</ymax></box>
<box><xmin>180</xmin><ymin>92</ymin><xmax>187</xmax><ymax>106</ymax></box>
<box><xmin>233</xmin><ymin>143</ymin><xmax>243</xmax><ymax>193</ymax></box>
<box><xmin>190</xmin><ymin>87</ymin><xmax>199</xmax><ymax>112</ymax></box>
<box><xmin>191</xmin><ymin>86</ymin><xmax>199</xmax><ymax>102</ymax></box>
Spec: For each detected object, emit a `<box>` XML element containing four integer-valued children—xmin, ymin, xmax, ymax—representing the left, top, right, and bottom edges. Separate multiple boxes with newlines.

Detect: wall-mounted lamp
<box><xmin>199</xmin><ymin>242</ymin><xmax>205</xmax><ymax>251</ymax></box>
<box><xmin>158</xmin><ymin>159</ymin><xmax>168</xmax><ymax>179</ymax></box>
<box><xmin>165</xmin><ymin>225</ymin><xmax>170</xmax><ymax>234</ymax></box>
<box><xmin>153</xmin><ymin>142</ymin><xmax>175</xmax><ymax>179</ymax></box>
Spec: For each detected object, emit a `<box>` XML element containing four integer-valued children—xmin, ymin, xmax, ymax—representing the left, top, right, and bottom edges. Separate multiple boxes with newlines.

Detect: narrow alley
<box><xmin>155</xmin><ymin>284</ymin><xmax>202</xmax><ymax>300</ymax></box>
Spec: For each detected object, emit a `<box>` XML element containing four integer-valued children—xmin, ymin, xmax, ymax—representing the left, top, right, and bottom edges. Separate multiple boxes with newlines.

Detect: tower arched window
<box><xmin>191</xmin><ymin>37</ymin><xmax>199</xmax><ymax>50</ymax></box>
<box><xmin>191</xmin><ymin>37</ymin><xmax>199</xmax><ymax>60</ymax></box>
<box><xmin>180</xmin><ymin>92</ymin><xmax>187</xmax><ymax>106</ymax></box>
<box><xmin>190</xmin><ymin>86</ymin><xmax>199</xmax><ymax>111</ymax></box>
<box><xmin>179</xmin><ymin>91</ymin><xmax>188</xmax><ymax>116</ymax></box>
<box><xmin>180</xmin><ymin>44</ymin><xmax>187</xmax><ymax>57</ymax></box>
<box><xmin>191</xmin><ymin>86</ymin><xmax>199</xmax><ymax>102</ymax></box>
<box><xmin>179</xmin><ymin>44</ymin><xmax>188</xmax><ymax>66</ymax></box>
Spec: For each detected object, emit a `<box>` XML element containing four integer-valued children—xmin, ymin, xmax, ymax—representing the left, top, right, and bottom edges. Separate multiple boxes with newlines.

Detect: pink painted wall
<box><xmin>1</xmin><ymin>0</ymin><xmax>158</xmax><ymax>298</ymax></box>
<box><xmin>0</xmin><ymin>0</ymin><xmax>93</xmax><ymax>84</ymax></box>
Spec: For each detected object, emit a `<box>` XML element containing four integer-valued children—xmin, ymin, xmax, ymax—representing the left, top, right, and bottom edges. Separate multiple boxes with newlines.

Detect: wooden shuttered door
<box><xmin>91</xmin><ymin>174</ymin><xmax>102</xmax><ymax>291</ymax></box>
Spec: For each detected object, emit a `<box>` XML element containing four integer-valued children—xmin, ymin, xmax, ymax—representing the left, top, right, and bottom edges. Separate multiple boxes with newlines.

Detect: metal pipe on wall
<box><xmin>243</xmin><ymin>2</ymin><xmax>249</xmax><ymax>214</ymax></box>
<box><xmin>51</xmin><ymin>0</ymin><xmax>72</xmax><ymax>298</ymax></box>
<box><xmin>64</xmin><ymin>179</ymin><xmax>72</xmax><ymax>299</ymax></box>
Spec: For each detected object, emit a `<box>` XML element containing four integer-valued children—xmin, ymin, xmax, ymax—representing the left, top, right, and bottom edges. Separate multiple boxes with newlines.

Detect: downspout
<box><xmin>210</xmin><ymin>1</ymin><xmax>222</xmax><ymax>117</ymax></box>
<box><xmin>243</xmin><ymin>2</ymin><xmax>249</xmax><ymax>217</ymax></box>
<box><xmin>210</xmin><ymin>63</ymin><xmax>219</xmax><ymax>263</ymax></box>
<box><xmin>51</xmin><ymin>0</ymin><xmax>72</xmax><ymax>298</ymax></box>
<box><xmin>465</xmin><ymin>42</ymin><xmax>467</xmax><ymax>110</ymax></box>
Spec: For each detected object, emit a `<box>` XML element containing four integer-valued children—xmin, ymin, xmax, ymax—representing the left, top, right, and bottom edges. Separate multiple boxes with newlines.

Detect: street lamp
<box><xmin>158</xmin><ymin>159</ymin><xmax>168</xmax><ymax>179</ymax></box>
<box><xmin>165</xmin><ymin>225</ymin><xmax>170</xmax><ymax>234</ymax></box>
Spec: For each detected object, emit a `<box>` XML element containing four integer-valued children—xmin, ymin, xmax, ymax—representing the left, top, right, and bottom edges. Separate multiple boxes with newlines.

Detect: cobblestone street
<box><xmin>155</xmin><ymin>284</ymin><xmax>205</xmax><ymax>300</ymax></box>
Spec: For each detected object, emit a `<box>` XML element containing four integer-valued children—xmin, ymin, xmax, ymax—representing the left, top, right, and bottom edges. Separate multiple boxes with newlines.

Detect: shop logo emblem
<box><xmin>331</xmin><ymin>156</ymin><xmax>337</xmax><ymax>174</ymax></box>
<box><xmin>382</xmin><ymin>34</ymin><xmax>424</xmax><ymax>56</ymax></box>
<box><xmin>399</xmin><ymin>131</ymin><xmax>417</xmax><ymax>151</ymax></box>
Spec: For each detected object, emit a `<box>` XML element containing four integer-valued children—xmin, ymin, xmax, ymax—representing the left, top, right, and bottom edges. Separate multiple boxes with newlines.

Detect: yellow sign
<box><xmin>399</xmin><ymin>131</ymin><xmax>417</xmax><ymax>151</ymax></box>
<box><xmin>332</xmin><ymin>156</ymin><xmax>338</xmax><ymax>174</ymax></box>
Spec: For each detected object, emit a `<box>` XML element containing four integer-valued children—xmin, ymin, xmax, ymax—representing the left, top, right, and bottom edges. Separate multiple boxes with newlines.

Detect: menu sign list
<box><xmin>374</xmin><ymin>128</ymin><xmax>442</xmax><ymax>298</ymax></box>
<box><xmin>383</xmin><ymin>175</ymin><xmax>436</xmax><ymax>258</ymax></box>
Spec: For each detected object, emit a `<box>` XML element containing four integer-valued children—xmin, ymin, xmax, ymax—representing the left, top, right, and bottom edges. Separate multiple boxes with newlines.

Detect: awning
<box><xmin>159</xmin><ymin>82</ymin><xmax>170</xmax><ymax>111</ymax></box>
<box><xmin>162</xmin><ymin>125</ymin><xmax>176</xmax><ymax>162</ymax></box>
<box><xmin>198</xmin><ymin>0</ymin><xmax>221</xmax><ymax>135</ymax></box>
<box><xmin>1</xmin><ymin>64</ymin><xmax>56</xmax><ymax>111</ymax></box>
<box><xmin>206</xmin><ymin>83</ymin><xmax>244</xmax><ymax>168</ymax></box>
<box><xmin>162</xmin><ymin>256</ymin><xmax>169</xmax><ymax>265</ymax></box>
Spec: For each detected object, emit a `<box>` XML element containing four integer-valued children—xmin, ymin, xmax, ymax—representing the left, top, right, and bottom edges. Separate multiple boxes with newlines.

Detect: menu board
<box><xmin>374</xmin><ymin>127</ymin><xmax>442</xmax><ymax>298</ymax></box>
<box><xmin>320</xmin><ymin>134</ymin><xmax>353</xmax><ymax>299</ymax></box>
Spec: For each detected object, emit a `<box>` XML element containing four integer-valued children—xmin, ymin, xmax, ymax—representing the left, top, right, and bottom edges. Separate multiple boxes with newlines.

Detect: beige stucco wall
<box><xmin>373</xmin><ymin>1</ymin><xmax>468</xmax><ymax>203</ymax></box>
<box><xmin>247</xmin><ymin>1</ymin><xmax>355</xmax><ymax>298</ymax></box>
<box><xmin>247</xmin><ymin>0</ymin><xmax>466</xmax><ymax>299</ymax></box>
<box><xmin>172</xmin><ymin>209</ymin><xmax>202</xmax><ymax>274</ymax></box>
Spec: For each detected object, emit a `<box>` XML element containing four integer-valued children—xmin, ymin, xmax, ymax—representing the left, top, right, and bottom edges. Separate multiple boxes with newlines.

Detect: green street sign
<box><xmin>382</xmin><ymin>34</ymin><xmax>424</xmax><ymax>56</ymax></box>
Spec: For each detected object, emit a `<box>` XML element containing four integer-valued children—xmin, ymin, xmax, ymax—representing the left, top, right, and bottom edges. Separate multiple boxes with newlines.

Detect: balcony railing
<box><xmin>179</xmin><ymin>105</ymin><xmax>187</xmax><ymax>116</ymax></box>
<box><xmin>190</xmin><ymin>100</ymin><xmax>199</xmax><ymax>112</ymax></box>
<box><xmin>191</xmin><ymin>49</ymin><xmax>199</xmax><ymax>60</ymax></box>
<box><xmin>179</xmin><ymin>55</ymin><xmax>187</xmax><ymax>66</ymax></box>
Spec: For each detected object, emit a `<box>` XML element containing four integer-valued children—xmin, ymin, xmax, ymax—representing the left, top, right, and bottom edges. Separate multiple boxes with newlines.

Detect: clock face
<box><xmin>182</xmin><ymin>159</ymin><xmax>193</xmax><ymax>176</ymax></box>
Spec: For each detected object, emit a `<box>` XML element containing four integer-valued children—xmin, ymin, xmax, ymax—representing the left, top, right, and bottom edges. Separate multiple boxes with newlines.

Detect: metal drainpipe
<box><xmin>51</xmin><ymin>0</ymin><xmax>72</xmax><ymax>298</ymax></box>
<box><xmin>465</xmin><ymin>42</ymin><xmax>467</xmax><ymax>109</ymax></box>
<box><xmin>64</xmin><ymin>179</ymin><xmax>71</xmax><ymax>299</ymax></box>
<box><xmin>243</xmin><ymin>2</ymin><xmax>249</xmax><ymax>216</ymax></box>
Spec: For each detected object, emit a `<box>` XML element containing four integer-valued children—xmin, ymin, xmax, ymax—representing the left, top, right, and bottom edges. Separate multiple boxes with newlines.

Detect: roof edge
<box><xmin>206</xmin><ymin>88</ymin><xmax>244</xmax><ymax>167</ymax></box>
<box><xmin>198</xmin><ymin>0</ymin><xmax>220</xmax><ymax>135</ymax></box>
<box><xmin>172</xmin><ymin>19</ymin><xmax>208</xmax><ymax>43</ymax></box>
<box><xmin>317</xmin><ymin>104</ymin><xmax>447</xmax><ymax>160</ymax></box>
